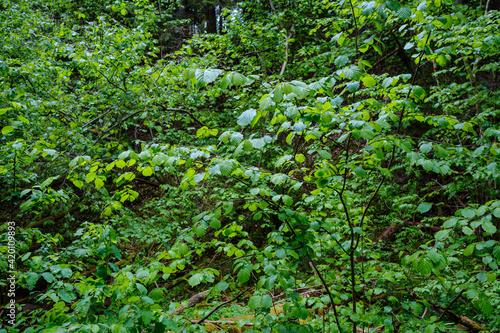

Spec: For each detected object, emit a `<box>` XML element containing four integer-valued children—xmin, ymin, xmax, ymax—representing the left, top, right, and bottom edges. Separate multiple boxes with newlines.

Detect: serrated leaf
<box><xmin>237</xmin><ymin>266</ymin><xmax>252</xmax><ymax>284</ymax></box>
<box><xmin>397</xmin><ymin>6</ymin><xmax>412</xmax><ymax>19</ymax></box>
<box><xmin>248</xmin><ymin>295</ymin><xmax>261</xmax><ymax>310</ymax></box>
<box><xmin>220</xmin><ymin>160</ymin><xmax>235</xmax><ymax>176</ymax></box>
<box><xmin>260</xmin><ymin>95</ymin><xmax>275</xmax><ymax>110</ymax></box>
<box><xmin>334</xmin><ymin>55</ymin><xmax>349</xmax><ymax>68</ymax></box>
<box><xmin>461</xmin><ymin>209</ymin><xmax>475</xmax><ymax>218</ymax></box>
<box><xmin>195</xmin><ymin>68</ymin><xmax>222</xmax><ymax>86</ymax></box>
<box><xmin>416</xmin><ymin>257</ymin><xmax>432</xmax><ymax>275</ymax></box>
<box><xmin>237</xmin><ymin>109</ymin><xmax>257</xmax><ymax>127</ymax></box>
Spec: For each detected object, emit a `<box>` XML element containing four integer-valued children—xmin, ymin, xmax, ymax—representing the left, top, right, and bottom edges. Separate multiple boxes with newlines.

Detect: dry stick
<box><xmin>485</xmin><ymin>0</ymin><xmax>491</xmax><ymax>14</ymax></box>
<box><xmin>28</xmin><ymin>206</ymin><xmax>79</xmax><ymax>228</ymax></box>
<box><xmin>268</xmin><ymin>0</ymin><xmax>277</xmax><ymax>15</ymax></box>
<box><xmin>194</xmin><ymin>289</ymin><xmax>249</xmax><ymax>326</ymax></box>
<box><xmin>436</xmin><ymin>288</ymin><xmax>466</xmax><ymax>322</ymax></box>
<box><xmin>279</xmin><ymin>26</ymin><xmax>294</xmax><ymax>77</ymax></box>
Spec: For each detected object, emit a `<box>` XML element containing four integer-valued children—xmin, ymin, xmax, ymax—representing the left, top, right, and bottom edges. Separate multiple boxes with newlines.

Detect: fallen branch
<box><xmin>80</xmin><ymin>251</ymin><xmax>137</xmax><ymax>277</ymax></box>
<box><xmin>170</xmin><ymin>290</ymin><xmax>210</xmax><ymax>317</ymax></box>
<box><xmin>408</xmin><ymin>290</ymin><xmax>490</xmax><ymax>332</ymax></box>
<box><xmin>374</xmin><ymin>221</ymin><xmax>441</xmax><ymax>243</ymax></box>
<box><xmin>28</xmin><ymin>206</ymin><xmax>79</xmax><ymax>228</ymax></box>
<box><xmin>193</xmin><ymin>289</ymin><xmax>248</xmax><ymax>326</ymax></box>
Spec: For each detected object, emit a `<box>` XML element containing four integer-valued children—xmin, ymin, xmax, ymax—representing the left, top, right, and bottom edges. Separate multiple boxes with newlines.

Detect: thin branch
<box><xmin>436</xmin><ymin>288</ymin><xmax>465</xmax><ymax>322</ymax></box>
<box><xmin>279</xmin><ymin>25</ymin><xmax>294</xmax><ymax>77</ymax></box>
<box><xmin>194</xmin><ymin>289</ymin><xmax>248</xmax><ymax>325</ymax></box>
<box><xmin>355</xmin><ymin>31</ymin><xmax>432</xmax><ymax>249</ymax></box>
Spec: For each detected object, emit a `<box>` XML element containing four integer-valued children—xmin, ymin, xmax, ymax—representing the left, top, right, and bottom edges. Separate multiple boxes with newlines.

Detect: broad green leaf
<box><xmin>195</xmin><ymin>68</ymin><xmax>222</xmax><ymax>86</ymax></box>
<box><xmin>2</xmin><ymin>125</ymin><xmax>14</xmax><ymax>135</ymax></box>
<box><xmin>237</xmin><ymin>109</ymin><xmax>257</xmax><ymax>127</ymax></box>
<box><xmin>248</xmin><ymin>295</ymin><xmax>261</xmax><ymax>310</ymax></box>
<box><xmin>397</xmin><ymin>6</ymin><xmax>412</xmax><ymax>19</ymax></box>
<box><xmin>237</xmin><ymin>266</ymin><xmax>252</xmax><ymax>284</ymax></box>
<box><xmin>295</xmin><ymin>154</ymin><xmax>306</xmax><ymax>163</ymax></box>
<box><xmin>346</xmin><ymin>81</ymin><xmax>360</xmax><ymax>92</ymax></box>
<box><xmin>26</xmin><ymin>272</ymin><xmax>39</xmax><ymax>287</ymax></box>
<box><xmin>362</xmin><ymin>75</ymin><xmax>376</xmax><ymax>87</ymax></box>
<box><xmin>417</xmin><ymin>202</ymin><xmax>432</xmax><ymax>213</ymax></box>
<box><xmin>464</xmin><ymin>243</ymin><xmax>475</xmax><ymax>256</ymax></box>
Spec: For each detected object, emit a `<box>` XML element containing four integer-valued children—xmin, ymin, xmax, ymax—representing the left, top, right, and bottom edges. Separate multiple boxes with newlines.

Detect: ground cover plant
<box><xmin>1</xmin><ymin>0</ymin><xmax>499</xmax><ymax>332</ymax></box>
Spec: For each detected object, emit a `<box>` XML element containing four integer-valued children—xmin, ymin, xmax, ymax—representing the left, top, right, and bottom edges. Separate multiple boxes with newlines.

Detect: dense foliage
<box><xmin>1</xmin><ymin>0</ymin><xmax>499</xmax><ymax>332</ymax></box>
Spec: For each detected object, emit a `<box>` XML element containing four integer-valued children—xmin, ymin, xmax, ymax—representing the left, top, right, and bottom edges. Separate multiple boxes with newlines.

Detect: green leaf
<box><xmin>248</xmin><ymin>295</ymin><xmax>261</xmax><ymax>310</ymax></box>
<box><xmin>136</xmin><ymin>283</ymin><xmax>147</xmax><ymax>295</ymax></box>
<box><xmin>412</xmin><ymin>86</ymin><xmax>426</xmax><ymax>100</ymax></box>
<box><xmin>396</xmin><ymin>6</ymin><xmax>412</xmax><ymax>19</ymax></box>
<box><xmin>260</xmin><ymin>95</ymin><xmax>275</xmax><ymax>110</ymax></box>
<box><xmin>334</xmin><ymin>55</ymin><xmax>349</xmax><ymax>68</ymax></box>
<box><xmin>195</xmin><ymin>68</ymin><xmax>222</xmax><ymax>86</ymax></box>
<box><xmin>232</xmin><ymin>72</ymin><xmax>247</xmax><ymax>86</ymax></box>
<box><xmin>275</xmin><ymin>248</ymin><xmax>287</xmax><ymax>259</ymax></box>
<box><xmin>416</xmin><ymin>257</ymin><xmax>432</xmax><ymax>275</ymax></box>
<box><xmin>220</xmin><ymin>160</ymin><xmax>236</xmax><ymax>176</ymax></box>
<box><xmin>433</xmin><ymin>145</ymin><xmax>448</xmax><ymax>158</ymax></box>
<box><xmin>217</xmin><ymin>281</ymin><xmax>229</xmax><ymax>291</ymax></box>
<box><xmin>188</xmin><ymin>273</ymin><xmax>202</xmax><ymax>287</ymax></box>
<box><xmin>464</xmin><ymin>243</ymin><xmax>475</xmax><ymax>256</ymax></box>
<box><xmin>461</xmin><ymin>209</ymin><xmax>475</xmax><ymax>219</ymax></box>
<box><xmin>2</xmin><ymin>125</ymin><xmax>14</xmax><ymax>135</ymax></box>
<box><xmin>362</xmin><ymin>75</ymin><xmax>377</xmax><ymax>87</ymax></box>
<box><xmin>26</xmin><ymin>272</ymin><xmax>39</xmax><ymax>287</ymax></box>
<box><xmin>237</xmin><ymin>266</ymin><xmax>252</xmax><ymax>284</ymax></box>
<box><xmin>282</xmin><ymin>195</ymin><xmax>293</xmax><ymax>207</ymax></box>
<box><xmin>462</xmin><ymin>226</ymin><xmax>473</xmax><ymax>235</ymax></box>
<box><xmin>42</xmin><ymin>272</ymin><xmax>55</xmax><ymax>283</ymax></box>
<box><xmin>382</xmin><ymin>78</ymin><xmax>393</xmax><ymax>88</ymax></box>
<box><xmin>295</xmin><ymin>154</ymin><xmax>306</xmax><ymax>163</ymax></box>
<box><xmin>237</xmin><ymin>109</ymin><xmax>257</xmax><ymax>127</ymax></box>
<box><xmin>417</xmin><ymin>203</ymin><xmax>432</xmax><ymax>213</ymax></box>
<box><xmin>353</xmin><ymin>166</ymin><xmax>366</xmax><ymax>177</ymax></box>
<box><xmin>386</xmin><ymin>0</ymin><xmax>402</xmax><ymax>12</ymax></box>
<box><xmin>346</xmin><ymin>81</ymin><xmax>360</xmax><ymax>92</ymax></box>
<box><xmin>474</xmin><ymin>295</ymin><xmax>493</xmax><ymax>315</ymax></box>
<box><xmin>434</xmin><ymin>230</ymin><xmax>449</xmax><ymax>241</ymax></box>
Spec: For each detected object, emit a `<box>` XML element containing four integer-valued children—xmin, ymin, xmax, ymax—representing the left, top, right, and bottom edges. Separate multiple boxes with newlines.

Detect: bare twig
<box><xmin>194</xmin><ymin>289</ymin><xmax>248</xmax><ymax>326</ymax></box>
